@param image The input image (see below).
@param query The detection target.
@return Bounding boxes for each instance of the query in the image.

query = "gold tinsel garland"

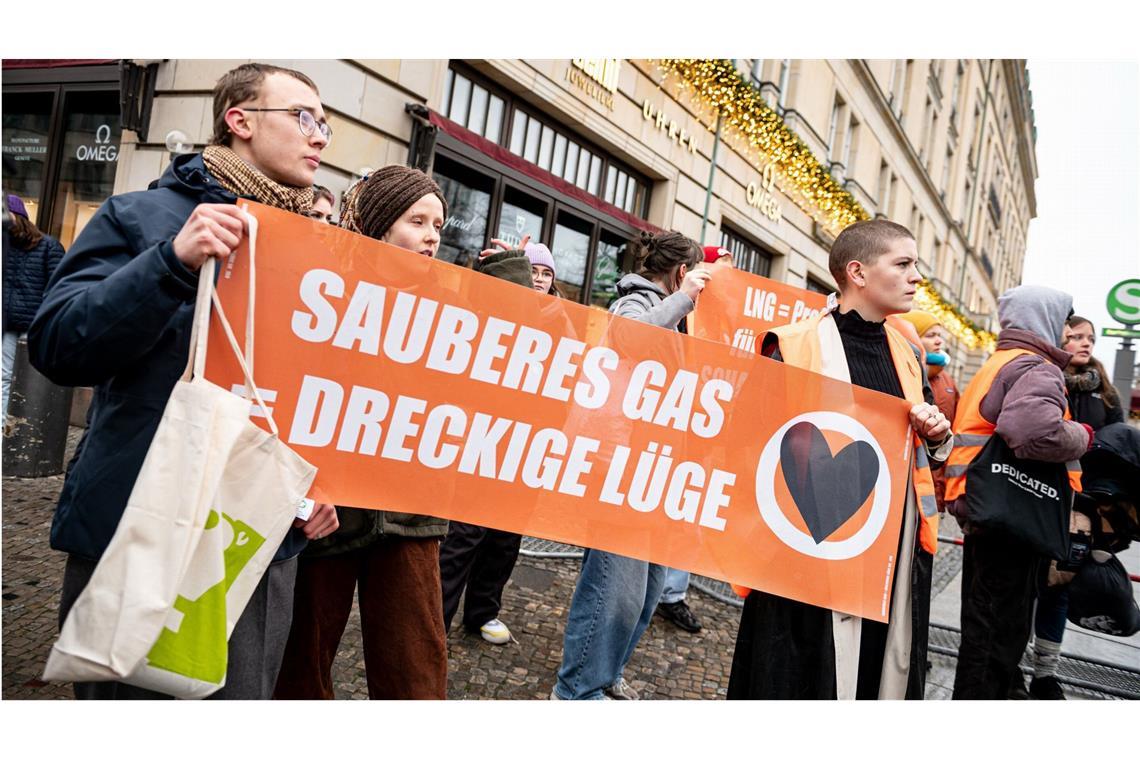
[654,58,998,353]
[915,280,997,352]
[654,58,869,234]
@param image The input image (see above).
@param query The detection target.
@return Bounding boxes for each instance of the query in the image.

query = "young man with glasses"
[29,62,338,699]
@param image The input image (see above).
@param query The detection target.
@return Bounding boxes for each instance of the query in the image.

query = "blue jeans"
[1035,580,1069,644]
[2,331,18,419]
[660,567,690,604]
[554,549,665,700]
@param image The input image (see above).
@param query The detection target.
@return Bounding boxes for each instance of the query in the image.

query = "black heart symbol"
[779,421,879,544]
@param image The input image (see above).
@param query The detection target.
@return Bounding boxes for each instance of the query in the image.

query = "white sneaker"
[604,677,640,700]
[550,687,612,700]
[479,618,511,645]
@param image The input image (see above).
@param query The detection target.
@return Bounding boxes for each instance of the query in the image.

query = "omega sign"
[565,58,620,110]
[76,125,118,162]
[746,163,782,223]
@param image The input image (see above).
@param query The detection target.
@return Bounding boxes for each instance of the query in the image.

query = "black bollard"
[3,337,73,477]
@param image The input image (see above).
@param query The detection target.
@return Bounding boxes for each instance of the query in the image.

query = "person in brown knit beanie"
[353,165,448,250]
[276,164,454,701]
[276,163,537,700]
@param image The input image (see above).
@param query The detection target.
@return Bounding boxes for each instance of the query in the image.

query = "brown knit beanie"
[353,165,448,240]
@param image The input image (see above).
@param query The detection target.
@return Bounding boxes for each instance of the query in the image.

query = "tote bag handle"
[181,205,278,435]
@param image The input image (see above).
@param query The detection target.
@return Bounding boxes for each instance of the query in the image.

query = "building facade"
[3,58,1039,384]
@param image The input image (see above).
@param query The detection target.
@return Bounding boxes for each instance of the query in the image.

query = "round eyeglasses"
[241,108,332,143]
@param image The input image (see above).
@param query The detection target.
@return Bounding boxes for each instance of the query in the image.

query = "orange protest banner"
[690,266,828,351]
[206,204,915,622]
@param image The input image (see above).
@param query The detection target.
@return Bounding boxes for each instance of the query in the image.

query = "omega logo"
[76,124,119,162]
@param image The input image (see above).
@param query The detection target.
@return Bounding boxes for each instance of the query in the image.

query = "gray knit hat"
[354,165,448,240]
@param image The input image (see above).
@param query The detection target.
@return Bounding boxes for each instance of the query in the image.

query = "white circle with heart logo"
[755,411,892,560]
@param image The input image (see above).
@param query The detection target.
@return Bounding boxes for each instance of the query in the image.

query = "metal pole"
[698,58,733,246]
[1112,337,1136,410]
[699,115,723,246]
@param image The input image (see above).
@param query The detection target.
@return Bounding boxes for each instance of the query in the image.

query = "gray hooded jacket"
[946,285,1090,517]
[609,273,694,330]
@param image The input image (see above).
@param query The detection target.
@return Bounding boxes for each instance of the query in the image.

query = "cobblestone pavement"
[4,429,740,700]
[4,429,1125,701]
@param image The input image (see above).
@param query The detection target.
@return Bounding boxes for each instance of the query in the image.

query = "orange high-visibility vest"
[944,348,1082,506]
[731,311,941,597]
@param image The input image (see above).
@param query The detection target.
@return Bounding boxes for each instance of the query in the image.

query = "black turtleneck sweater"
[833,308,904,399]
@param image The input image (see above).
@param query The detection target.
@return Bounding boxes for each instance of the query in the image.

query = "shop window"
[49,90,121,249]
[591,228,629,309]
[434,154,493,268]
[719,227,773,278]
[4,62,123,248]
[496,186,547,249]
[551,210,592,302]
[2,90,55,226]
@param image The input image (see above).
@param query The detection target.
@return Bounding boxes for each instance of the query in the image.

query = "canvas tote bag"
[44,208,317,698]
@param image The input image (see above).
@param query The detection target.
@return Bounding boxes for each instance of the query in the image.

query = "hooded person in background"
[3,194,65,420]
[897,310,959,512]
[947,285,1092,700]
[27,62,339,699]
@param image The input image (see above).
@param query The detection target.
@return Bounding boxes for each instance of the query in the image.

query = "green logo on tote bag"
[146,511,266,683]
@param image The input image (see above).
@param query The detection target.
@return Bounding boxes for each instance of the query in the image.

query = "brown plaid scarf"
[201,145,313,214]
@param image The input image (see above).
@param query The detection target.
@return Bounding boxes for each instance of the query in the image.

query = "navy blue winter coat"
[3,233,65,333]
[28,153,308,562]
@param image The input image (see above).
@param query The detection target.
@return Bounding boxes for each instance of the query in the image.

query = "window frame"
[719,224,774,278]
[431,134,641,306]
[444,62,651,219]
[2,77,121,244]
